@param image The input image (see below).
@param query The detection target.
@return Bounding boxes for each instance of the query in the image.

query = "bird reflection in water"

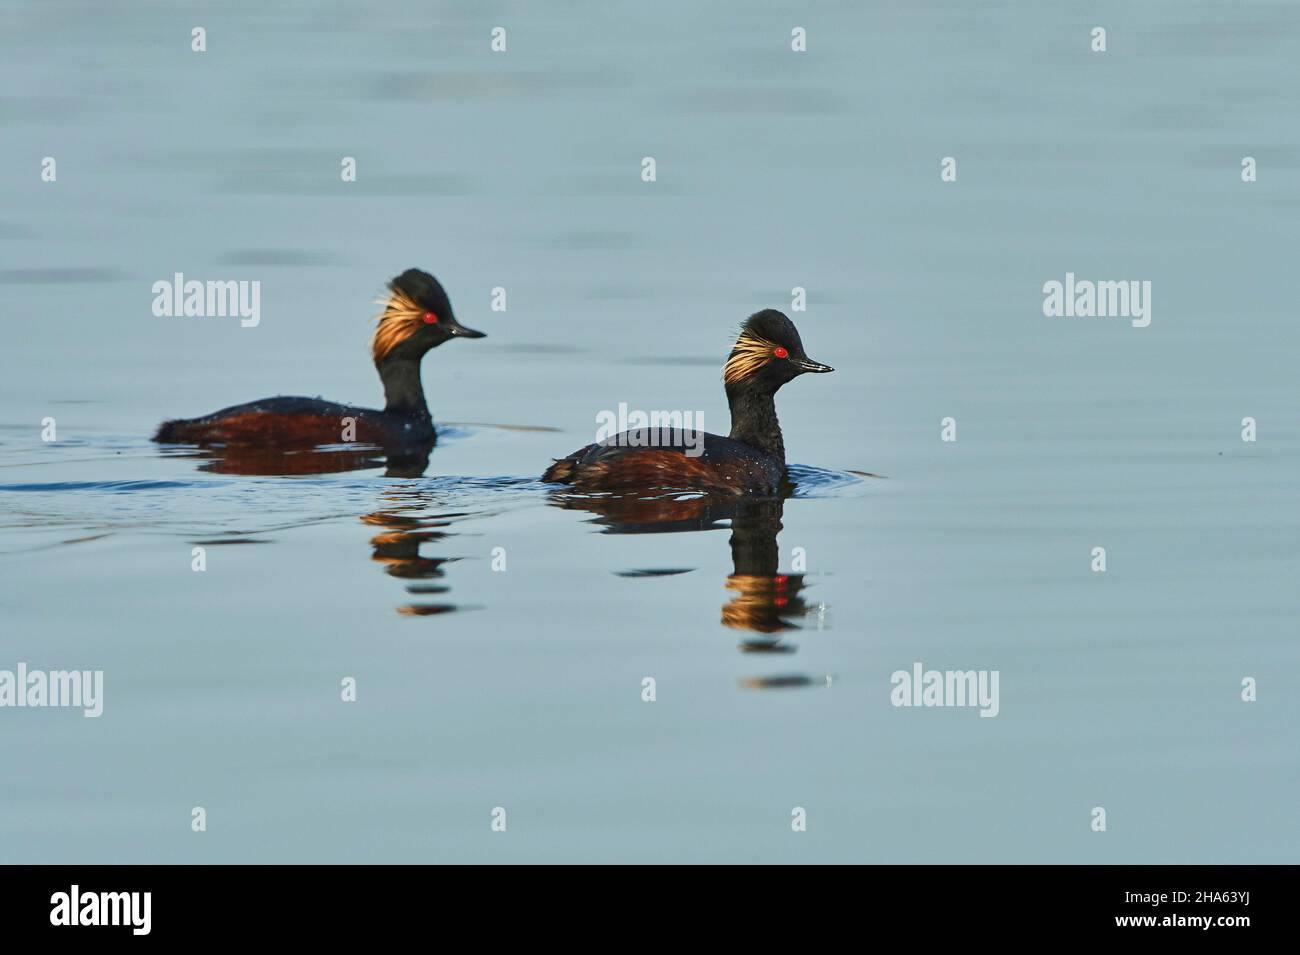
[164,423,558,477]
[721,497,810,650]
[359,489,467,616]
[166,444,432,477]
[548,486,830,689]
[362,510,458,616]
[164,445,467,613]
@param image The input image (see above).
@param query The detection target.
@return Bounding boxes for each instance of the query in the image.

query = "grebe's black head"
[723,309,833,393]
[372,268,485,363]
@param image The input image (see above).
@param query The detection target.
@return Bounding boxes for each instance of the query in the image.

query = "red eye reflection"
[773,346,789,359]
[422,312,439,324]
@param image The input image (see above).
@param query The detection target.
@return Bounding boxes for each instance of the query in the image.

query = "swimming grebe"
[153,269,484,456]
[542,309,832,495]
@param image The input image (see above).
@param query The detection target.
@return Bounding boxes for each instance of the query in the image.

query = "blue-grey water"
[1,1,1297,863]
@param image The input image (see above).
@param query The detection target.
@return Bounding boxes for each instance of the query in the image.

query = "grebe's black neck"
[726,386,785,461]
[377,356,430,417]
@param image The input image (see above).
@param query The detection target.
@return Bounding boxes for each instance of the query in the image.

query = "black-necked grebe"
[153,269,484,455]
[543,309,832,494]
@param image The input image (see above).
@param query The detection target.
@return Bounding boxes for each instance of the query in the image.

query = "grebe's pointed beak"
[447,319,486,339]
[792,356,833,374]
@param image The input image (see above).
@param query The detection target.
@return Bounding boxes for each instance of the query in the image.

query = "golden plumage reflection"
[361,490,462,616]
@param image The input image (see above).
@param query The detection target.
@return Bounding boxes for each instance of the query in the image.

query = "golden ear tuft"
[371,288,426,361]
[723,331,780,384]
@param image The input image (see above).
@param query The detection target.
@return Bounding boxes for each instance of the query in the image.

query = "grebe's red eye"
[773,346,789,359]
[422,312,438,324]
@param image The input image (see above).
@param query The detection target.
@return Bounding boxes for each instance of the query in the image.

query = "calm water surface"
[1,1,1297,862]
